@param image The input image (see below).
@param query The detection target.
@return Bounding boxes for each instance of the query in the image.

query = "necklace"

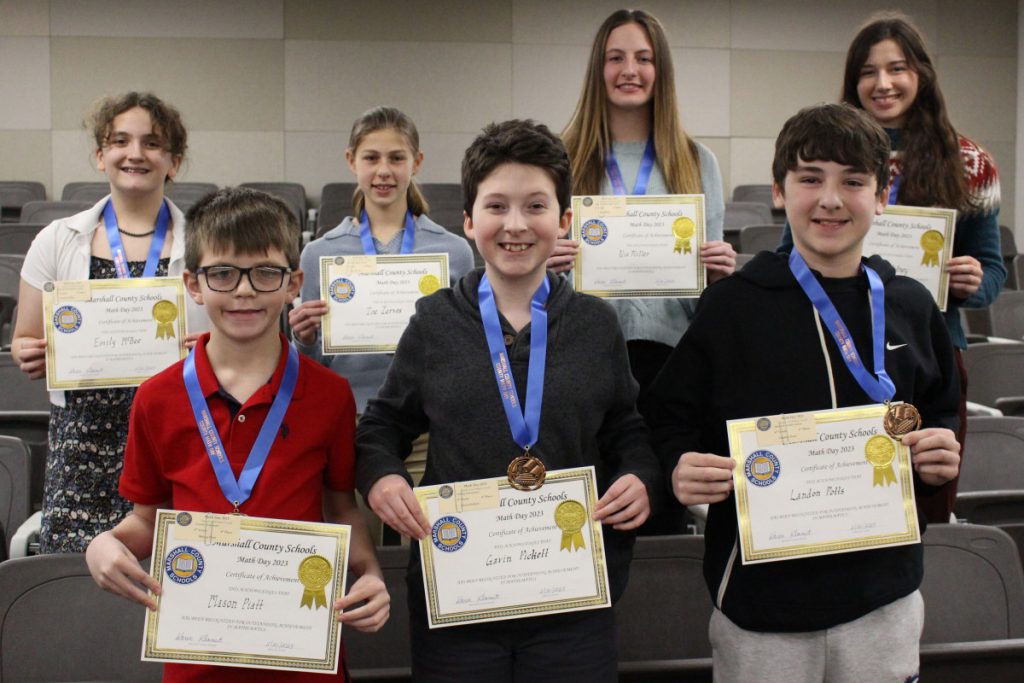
[117,227,157,238]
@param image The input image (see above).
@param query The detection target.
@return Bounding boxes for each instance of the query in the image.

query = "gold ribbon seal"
[920,230,944,267]
[555,500,587,552]
[152,300,178,339]
[298,555,332,609]
[672,217,695,254]
[419,274,441,296]
[864,435,897,487]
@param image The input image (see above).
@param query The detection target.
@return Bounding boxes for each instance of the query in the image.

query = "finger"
[599,498,644,526]
[684,465,736,483]
[612,506,650,531]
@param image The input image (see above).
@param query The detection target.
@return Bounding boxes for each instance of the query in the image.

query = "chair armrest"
[9,510,41,559]
[966,401,1003,417]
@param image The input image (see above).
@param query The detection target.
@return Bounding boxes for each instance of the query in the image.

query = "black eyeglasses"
[196,265,292,292]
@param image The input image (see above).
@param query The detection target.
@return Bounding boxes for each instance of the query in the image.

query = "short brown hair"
[461,120,571,215]
[90,92,187,167]
[772,103,890,196]
[185,187,299,271]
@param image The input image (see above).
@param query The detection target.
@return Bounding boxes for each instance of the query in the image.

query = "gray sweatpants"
[710,590,923,683]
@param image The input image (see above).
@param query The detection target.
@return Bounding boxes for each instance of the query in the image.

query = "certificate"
[571,194,706,298]
[319,253,449,354]
[415,466,610,628]
[42,277,187,390]
[143,510,350,674]
[863,205,957,311]
[728,404,919,565]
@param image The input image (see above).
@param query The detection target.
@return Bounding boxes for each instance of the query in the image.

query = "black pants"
[410,608,617,682]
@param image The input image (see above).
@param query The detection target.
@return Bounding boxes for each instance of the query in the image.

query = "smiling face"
[345,127,423,214]
[773,158,887,278]
[856,39,920,128]
[185,244,302,347]
[603,22,656,113]
[464,162,570,291]
[95,106,181,198]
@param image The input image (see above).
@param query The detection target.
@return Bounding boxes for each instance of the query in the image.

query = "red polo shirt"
[120,333,356,682]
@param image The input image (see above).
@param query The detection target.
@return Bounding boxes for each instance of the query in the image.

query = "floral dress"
[40,255,170,553]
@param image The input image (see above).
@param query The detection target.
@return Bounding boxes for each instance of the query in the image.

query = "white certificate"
[863,205,957,311]
[415,466,610,628]
[42,277,187,390]
[571,194,706,298]
[319,253,449,354]
[143,510,350,674]
[728,404,919,565]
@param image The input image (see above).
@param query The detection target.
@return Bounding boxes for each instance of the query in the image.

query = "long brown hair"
[347,106,429,217]
[562,9,702,196]
[841,12,969,210]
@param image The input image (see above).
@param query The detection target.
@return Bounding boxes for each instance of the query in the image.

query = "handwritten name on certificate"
[415,466,610,628]
[571,194,706,298]
[143,510,350,673]
[863,205,957,311]
[319,253,449,354]
[727,404,919,565]
[42,277,187,391]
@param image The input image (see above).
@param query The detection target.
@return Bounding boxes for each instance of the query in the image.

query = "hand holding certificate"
[319,253,449,354]
[727,404,920,565]
[571,194,707,298]
[143,510,350,674]
[415,466,610,628]
[43,277,187,390]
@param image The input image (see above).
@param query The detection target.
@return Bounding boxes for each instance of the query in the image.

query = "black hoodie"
[646,251,959,632]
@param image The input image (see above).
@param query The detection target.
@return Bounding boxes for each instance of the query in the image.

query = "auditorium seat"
[0,256,23,348]
[240,182,308,231]
[919,523,1024,681]
[962,343,1024,415]
[0,410,49,513]
[1001,225,1017,287]
[344,545,412,681]
[731,184,772,207]
[0,553,163,682]
[19,200,91,225]
[0,182,46,224]
[318,182,357,236]
[723,202,773,250]
[61,181,109,203]
[0,354,50,412]
[0,435,31,561]
[738,224,783,255]
[0,224,45,256]
[420,183,482,267]
[990,290,1024,341]
[1009,254,1024,290]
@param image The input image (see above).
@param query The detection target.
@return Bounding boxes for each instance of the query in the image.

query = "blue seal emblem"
[165,546,205,584]
[581,219,608,246]
[175,512,193,527]
[53,305,82,334]
[431,516,467,553]
[745,450,780,487]
[329,277,355,303]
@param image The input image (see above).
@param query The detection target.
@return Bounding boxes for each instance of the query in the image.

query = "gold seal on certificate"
[298,555,333,609]
[672,217,695,254]
[864,435,898,486]
[920,230,944,267]
[554,500,587,551]
[507,454,546,491]
[419,274,441,295]
[883,402,921,440]
[152,300,178,339]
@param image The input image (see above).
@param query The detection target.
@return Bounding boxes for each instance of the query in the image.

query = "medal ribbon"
[183,342,300,510]
[888,173,901,205]
[788,250,895,403]
[359,209,415,255]
[103,199,170,278]
[478,274,549,451]
[605,137,656,196]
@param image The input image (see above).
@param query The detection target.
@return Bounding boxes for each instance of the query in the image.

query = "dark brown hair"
[185,187,299,271]
[841,12,969,209]
[90,92,187,173]
[772,103,890,195]
[461,120,572,215]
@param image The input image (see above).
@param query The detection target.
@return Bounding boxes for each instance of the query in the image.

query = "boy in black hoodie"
[646,103,960,682]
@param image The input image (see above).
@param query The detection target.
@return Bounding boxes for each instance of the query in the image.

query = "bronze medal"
[507,453,546,491]
[883,402,921,440]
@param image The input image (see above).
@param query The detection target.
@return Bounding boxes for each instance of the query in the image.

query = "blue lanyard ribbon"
[478,274,550,451]
[888,173,901,205]
[102,199,170,278]
[788,250,895,403]
[183,342,300,510]
[605,137,656,196]
[359,209,415,255]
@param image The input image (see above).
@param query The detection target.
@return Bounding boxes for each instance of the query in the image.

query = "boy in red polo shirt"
[86,187,389,682]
